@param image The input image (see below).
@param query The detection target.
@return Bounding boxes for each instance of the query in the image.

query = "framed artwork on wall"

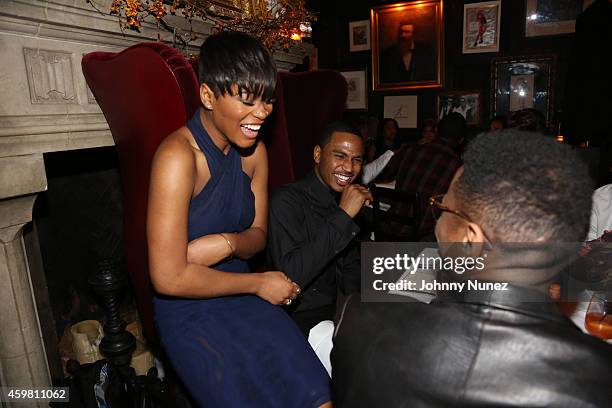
[383,95,418,128]
[349,20,371,52]
[340,70,368,110]
[437,91,482,127]
[462,1,501,54]
[491,55,555,126]
[371,0,444,91]
[525,0,595,37]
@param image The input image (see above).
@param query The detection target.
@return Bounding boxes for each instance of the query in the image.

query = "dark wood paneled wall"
[306,0,577,140]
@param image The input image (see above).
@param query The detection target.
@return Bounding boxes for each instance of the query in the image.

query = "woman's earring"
[205,103,212,110]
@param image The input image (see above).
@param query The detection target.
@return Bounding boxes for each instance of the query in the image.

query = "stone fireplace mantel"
[0,0,309,399]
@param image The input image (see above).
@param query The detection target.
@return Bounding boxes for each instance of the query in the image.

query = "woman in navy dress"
[147,32,332,407]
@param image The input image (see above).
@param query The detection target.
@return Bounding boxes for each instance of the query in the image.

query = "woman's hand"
[187,233,233,266]
[255,271,301,305]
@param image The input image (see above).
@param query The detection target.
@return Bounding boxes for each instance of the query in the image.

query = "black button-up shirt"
[267,171,361,313]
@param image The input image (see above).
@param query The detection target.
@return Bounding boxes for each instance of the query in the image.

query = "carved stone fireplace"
[0,0,307,401]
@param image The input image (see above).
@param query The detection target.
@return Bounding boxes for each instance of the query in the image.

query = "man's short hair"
[198,31,277,101]
[489,115,507,128]
[318,121,363,148]
[437,112,466,148]
[456,130,593,242]
[509,108,546,133]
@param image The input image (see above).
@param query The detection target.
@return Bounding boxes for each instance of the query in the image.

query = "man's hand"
[339,184,374,218]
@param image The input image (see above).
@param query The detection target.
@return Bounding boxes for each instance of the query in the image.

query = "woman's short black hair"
[198,31,277,101]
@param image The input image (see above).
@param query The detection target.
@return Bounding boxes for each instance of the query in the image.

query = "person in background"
[374,118,401,159]
[417,118,437,145]
[362,118,437,185]
[332,130,612,407]
[488,115,507,131]
[148,31,331,407]
[267,121,372,337]
[509,108,546,133]
[350,114,378,163]
[587,183,612,240]
[376,112,465,239]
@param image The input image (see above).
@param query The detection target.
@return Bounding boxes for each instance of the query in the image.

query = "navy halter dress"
[154,110,331,407]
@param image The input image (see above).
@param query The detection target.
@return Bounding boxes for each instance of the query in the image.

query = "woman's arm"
[187,141,268,265]
[147,134,296,303]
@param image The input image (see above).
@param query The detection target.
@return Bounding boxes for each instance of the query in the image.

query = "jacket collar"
[299,170,339,208]
[435,281,569,325]
[435,243,580,325]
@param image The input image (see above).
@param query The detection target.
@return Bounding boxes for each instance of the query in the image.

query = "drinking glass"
[584,292,612,340]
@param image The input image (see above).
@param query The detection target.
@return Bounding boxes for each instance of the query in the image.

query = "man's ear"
[313,145,322,164]
[465,222,487,256]
[200,84,215,110]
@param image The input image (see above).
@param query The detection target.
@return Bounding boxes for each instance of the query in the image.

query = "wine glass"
[584,292,612,341]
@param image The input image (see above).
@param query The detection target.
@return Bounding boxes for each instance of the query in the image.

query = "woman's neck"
[199,109,231,154]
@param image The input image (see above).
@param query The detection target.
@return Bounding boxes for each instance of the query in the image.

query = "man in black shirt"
[267,121,372,336]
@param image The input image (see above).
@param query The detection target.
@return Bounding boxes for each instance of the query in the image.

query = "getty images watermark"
[360,242,601,303]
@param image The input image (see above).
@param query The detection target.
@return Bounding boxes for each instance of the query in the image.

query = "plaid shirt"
[378,142,462,236]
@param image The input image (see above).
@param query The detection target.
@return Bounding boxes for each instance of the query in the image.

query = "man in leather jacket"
[332,130,612,407]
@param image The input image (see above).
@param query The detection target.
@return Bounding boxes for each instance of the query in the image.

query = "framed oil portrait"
[462,1,501,54]
[371,0,444,91]
[340,70,368,110]
[525,0,594,37]
[491,55,555,126]
[349,20,371,52]
[437,91,482,127]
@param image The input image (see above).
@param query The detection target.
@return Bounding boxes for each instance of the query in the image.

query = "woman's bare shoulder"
[154,126,198,166]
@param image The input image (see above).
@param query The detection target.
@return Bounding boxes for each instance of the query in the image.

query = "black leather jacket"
[332,286,612,407]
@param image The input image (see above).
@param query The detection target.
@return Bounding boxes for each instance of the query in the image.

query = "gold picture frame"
[371,0,444,91]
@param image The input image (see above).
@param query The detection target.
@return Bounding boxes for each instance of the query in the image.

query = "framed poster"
[437,91,482,127]
[349,20,371,52]
[525,0,595,37]
[383,95,418,128]
[371,1,444,91]
[491,55,555,125]
[462,1,501,54]
[340,70,368,110]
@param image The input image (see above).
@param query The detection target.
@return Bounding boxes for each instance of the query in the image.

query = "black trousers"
[290,304,336,338]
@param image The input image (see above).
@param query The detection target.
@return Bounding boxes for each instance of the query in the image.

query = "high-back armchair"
[264,70,348,188]
[82,43,200,351]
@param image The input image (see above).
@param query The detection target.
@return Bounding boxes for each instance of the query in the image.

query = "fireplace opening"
[29,146,137,382]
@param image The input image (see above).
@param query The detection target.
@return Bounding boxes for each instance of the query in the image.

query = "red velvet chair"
[82,43,200,352]
[264,70,348,188]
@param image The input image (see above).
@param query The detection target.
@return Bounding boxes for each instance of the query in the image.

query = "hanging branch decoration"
[97,0,315,51]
